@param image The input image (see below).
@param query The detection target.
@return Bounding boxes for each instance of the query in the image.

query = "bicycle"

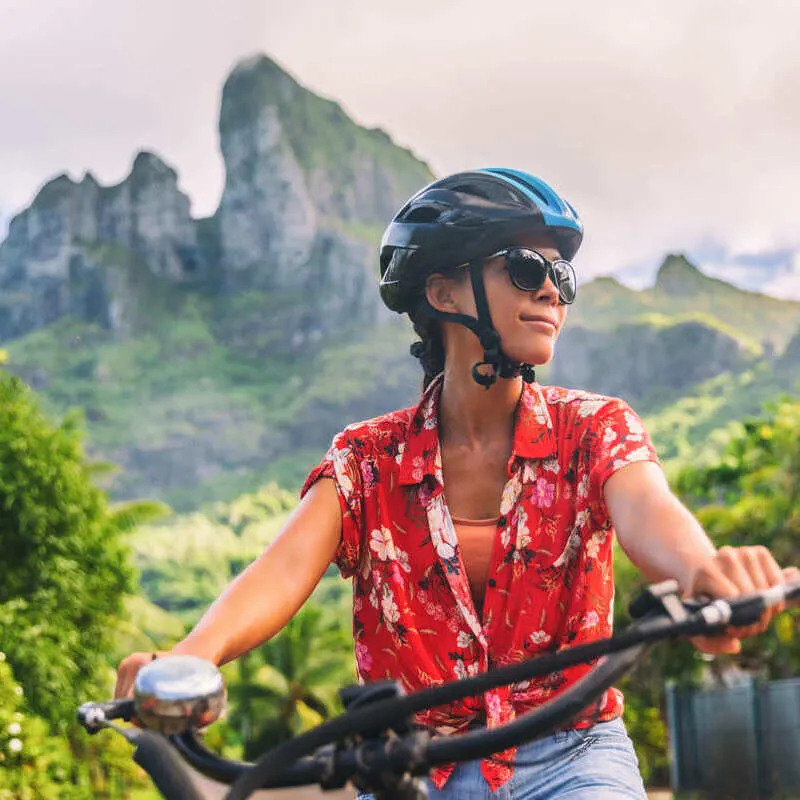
[78,578,800,800]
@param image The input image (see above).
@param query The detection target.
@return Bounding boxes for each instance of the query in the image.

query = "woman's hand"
[607,464,798,653]
[687,546,799,655]
[114,651,173,699]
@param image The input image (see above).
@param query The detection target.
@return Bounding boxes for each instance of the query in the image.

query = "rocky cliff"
[549,315,758,403]
[213,56,433,338]
[0,153,204,340]
[0,54,433,347]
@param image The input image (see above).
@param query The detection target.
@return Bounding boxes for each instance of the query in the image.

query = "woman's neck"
[438,361,522,449]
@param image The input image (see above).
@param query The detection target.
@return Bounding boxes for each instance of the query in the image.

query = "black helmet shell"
[379,169,583,314]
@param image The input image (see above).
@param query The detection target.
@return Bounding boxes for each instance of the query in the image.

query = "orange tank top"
[451,515,499,612]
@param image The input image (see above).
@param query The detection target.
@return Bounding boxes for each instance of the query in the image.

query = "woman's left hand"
[687,545,799,655]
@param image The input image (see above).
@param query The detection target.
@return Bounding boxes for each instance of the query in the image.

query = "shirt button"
[498,516,507,527]
[488,578,497,588]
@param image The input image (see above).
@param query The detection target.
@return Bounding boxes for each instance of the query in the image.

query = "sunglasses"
[491,248,577,305]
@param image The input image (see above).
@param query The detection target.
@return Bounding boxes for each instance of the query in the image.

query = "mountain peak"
[654,253,712,296]
[656,252,701,278]
[80,171,99,188]
[28,173,84,213]
[131,150,174,176]
[228,53,290,82]
[127,151,179,196]
[219,53,305,138]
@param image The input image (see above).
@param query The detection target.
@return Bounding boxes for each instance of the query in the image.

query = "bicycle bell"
[134,655,226,735]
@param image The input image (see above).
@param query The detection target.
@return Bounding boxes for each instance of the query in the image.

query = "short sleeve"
[301,432,364,578]
[585,399,661,520]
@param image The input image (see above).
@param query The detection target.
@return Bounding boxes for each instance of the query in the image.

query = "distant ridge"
[573,254,800,350]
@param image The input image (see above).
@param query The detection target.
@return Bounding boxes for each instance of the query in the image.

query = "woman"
[116,169,797,799]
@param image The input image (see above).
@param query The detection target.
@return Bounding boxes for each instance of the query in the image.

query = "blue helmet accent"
[477,168,583,237]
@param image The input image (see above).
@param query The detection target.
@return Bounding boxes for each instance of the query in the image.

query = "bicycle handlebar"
[224,578,800,800]
[130,729,206,800]
[79,579,800,800]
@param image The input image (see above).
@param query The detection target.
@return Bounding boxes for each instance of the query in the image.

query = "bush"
[0,373,136,722]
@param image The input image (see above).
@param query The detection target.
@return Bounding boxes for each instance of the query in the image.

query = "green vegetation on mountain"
[133,483,298,622]
[644,367,787,470]
[6,296,421,509]
[6,253,799,512]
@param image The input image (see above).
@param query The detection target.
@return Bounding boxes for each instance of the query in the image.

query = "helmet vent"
[492,169,552,205]
[452,180,523,207]
[403,204,443,223]
[452,183,489,200]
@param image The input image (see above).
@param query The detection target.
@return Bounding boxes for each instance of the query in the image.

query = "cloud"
[762,251,800,300]
[0,0,269,218]
[678,243,800,298]
[2,0,799,293]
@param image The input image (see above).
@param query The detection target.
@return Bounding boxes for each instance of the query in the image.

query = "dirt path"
[193,772,673,799]
[191,772,354,798]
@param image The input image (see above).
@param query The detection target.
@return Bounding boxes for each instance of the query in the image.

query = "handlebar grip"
[131,729,205,800]
[98,698,135,721]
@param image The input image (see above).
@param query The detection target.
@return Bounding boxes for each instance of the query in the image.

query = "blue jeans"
[357,717,646,799]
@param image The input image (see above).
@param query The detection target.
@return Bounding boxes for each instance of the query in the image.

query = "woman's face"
[444,232,569,367]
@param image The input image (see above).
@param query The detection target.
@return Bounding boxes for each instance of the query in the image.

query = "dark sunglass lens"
[552,260,577,304]
[507,249,548,291]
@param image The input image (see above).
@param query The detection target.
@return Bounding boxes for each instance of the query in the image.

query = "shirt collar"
[398,375,556,486]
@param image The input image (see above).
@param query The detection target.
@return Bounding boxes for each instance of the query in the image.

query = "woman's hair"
[408,267,469,389]
[409,314,445,390]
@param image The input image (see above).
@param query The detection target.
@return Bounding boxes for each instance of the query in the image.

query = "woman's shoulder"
[539,384,625,413]
[537,385,642,433]
[333,405,417,455]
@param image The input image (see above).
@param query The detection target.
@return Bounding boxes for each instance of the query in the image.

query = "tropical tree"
[226,600,355,759]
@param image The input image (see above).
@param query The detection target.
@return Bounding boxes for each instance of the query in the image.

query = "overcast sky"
[2,0,799,297]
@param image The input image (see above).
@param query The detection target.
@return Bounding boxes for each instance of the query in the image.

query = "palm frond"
[107,499,172,533]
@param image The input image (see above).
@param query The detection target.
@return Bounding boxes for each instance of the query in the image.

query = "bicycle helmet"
[379,168,583,387]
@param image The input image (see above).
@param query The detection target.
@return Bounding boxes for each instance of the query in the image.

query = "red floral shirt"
[302,377,659,790]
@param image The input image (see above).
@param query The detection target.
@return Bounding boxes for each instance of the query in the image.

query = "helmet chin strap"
[415,260,536,389]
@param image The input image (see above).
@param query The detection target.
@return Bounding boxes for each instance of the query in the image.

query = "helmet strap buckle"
[471,361,499,388]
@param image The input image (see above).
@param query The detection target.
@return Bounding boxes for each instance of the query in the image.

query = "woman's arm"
[604,461,715,592]
[114,478,342,697]
[605,461,795,654]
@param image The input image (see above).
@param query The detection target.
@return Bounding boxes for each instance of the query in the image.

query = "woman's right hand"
[114,651,173,699]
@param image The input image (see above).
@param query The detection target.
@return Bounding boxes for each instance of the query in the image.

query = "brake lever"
[78,699,136,733]
[628,580,687,622]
